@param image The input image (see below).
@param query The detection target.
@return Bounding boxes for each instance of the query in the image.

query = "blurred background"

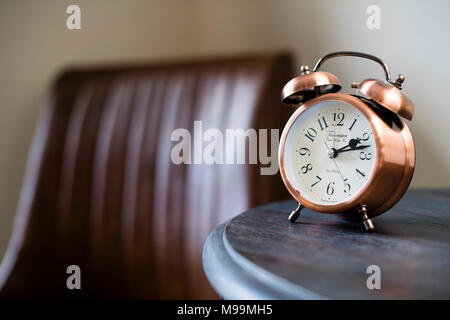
[0,0,449,298]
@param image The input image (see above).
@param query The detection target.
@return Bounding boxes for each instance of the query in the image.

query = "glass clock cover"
[283,100,377,205]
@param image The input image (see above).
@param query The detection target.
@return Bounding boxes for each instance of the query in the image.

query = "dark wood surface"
[202,189,450,299]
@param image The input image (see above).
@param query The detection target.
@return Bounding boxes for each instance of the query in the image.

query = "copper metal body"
[279,93,415,220]
[279,52,416,228]
[358,78,415,120]
[281,71,341,104]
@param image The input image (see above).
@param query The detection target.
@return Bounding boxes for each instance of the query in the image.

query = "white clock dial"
[283,100,377,205]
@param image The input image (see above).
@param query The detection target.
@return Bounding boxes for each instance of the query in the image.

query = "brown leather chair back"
[0,54,293,299]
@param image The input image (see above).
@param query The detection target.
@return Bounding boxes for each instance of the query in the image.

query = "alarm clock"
[279,51,415,231]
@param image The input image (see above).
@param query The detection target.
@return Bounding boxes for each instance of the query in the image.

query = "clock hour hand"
[335,144,371,154]
[331,137,370,157]
[335,138,361,152]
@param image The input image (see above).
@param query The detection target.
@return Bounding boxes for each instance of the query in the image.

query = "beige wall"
[1,0,449,258]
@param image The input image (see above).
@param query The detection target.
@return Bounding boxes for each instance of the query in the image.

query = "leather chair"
[0,53,293,299]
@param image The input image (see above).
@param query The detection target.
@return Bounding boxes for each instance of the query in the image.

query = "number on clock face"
[285,100,376,205]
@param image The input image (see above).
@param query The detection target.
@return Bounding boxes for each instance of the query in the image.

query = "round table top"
[202,189,450,299]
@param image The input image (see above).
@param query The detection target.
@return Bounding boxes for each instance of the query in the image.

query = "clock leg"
[359,205,375,232]
[288,203,304,223]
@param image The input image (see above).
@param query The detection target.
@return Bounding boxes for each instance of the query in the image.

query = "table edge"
[202,221,327,300]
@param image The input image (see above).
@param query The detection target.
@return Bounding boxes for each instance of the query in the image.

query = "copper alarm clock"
[279,51,415,231]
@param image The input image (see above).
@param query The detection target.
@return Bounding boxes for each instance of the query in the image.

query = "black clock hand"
[335,138,361,153]
[331,137,370,157]
[336,144,371,154]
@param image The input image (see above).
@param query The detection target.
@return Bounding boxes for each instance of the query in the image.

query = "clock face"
[283,100,377,206]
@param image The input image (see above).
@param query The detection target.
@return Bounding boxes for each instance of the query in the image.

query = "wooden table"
[202,189,450,299]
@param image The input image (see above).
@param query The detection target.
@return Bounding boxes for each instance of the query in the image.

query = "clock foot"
[289,203,304,223]
[359,205,375,232]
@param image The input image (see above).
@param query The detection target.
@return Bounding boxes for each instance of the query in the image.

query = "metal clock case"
[278,51,415,231]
